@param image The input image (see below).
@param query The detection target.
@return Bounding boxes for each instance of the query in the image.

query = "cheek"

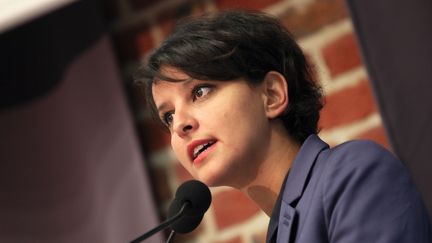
[230,97,269,148]
[226,95,267,129]
[207,92,269,144]
[212,90,263,123]
[171,136,185,162]
[171,136,196,174]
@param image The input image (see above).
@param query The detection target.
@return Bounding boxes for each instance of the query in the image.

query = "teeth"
[193,142,213,159]
[193,144,205,158]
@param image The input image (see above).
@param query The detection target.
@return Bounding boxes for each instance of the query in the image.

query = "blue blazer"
[266,135,431,243]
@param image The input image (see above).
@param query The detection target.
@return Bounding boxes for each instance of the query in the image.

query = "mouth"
[188,139,217,163]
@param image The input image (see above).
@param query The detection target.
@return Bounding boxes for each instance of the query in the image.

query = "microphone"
[130,180,212,243]
[168,180,212,233]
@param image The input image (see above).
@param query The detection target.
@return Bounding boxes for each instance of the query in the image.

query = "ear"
[262,71,289,119]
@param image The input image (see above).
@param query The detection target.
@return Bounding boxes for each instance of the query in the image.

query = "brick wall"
[109,0,390,242]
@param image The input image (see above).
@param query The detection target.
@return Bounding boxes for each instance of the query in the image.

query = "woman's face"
[152,66,272,187]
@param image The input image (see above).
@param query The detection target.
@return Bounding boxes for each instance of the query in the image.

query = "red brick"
[214,236,244,243]
[156,1,210,31]
[215,0,281,10]
[160,18,176,39]
[319,79,377,129]
[175,162,194,182]
[354,125,391,151]
[189,1,209,16]
[322,32,363,77]
[157,1,209,39]
[280,0,348,38]
[213,189,260,230]
[136,28,155,55]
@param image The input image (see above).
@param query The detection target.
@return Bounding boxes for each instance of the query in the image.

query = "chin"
[196,171,227,187]
[197,175,220,187]
[195,158,240,188]
[197,170,239,188]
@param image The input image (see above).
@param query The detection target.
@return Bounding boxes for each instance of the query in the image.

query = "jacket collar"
[266,134,328,243]
[281,134,329,205]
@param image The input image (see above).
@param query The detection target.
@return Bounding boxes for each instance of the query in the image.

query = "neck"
[241,122,300,216]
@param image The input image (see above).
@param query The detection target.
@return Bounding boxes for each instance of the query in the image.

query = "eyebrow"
[155,78,195,112]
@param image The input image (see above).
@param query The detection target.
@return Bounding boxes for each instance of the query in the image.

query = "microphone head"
[168,180,212,233]
[173,180,212,216]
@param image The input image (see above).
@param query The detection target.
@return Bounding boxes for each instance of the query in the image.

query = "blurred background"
[1,0,431,243]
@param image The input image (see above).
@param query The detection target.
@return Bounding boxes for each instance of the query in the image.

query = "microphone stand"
[166,230,176,243]
[129,202,189,243]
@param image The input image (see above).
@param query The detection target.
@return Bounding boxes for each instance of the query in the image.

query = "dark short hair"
[136,10,323,143]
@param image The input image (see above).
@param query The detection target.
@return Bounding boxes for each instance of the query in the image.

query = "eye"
[162,111,174,126]
[192,85,213,101]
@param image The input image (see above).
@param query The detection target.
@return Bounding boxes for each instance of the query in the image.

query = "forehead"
[154,66,191,82]
[151,66,193,107]
[152,66,192,94]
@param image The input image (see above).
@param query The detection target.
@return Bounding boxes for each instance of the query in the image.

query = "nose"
[173,109,198,138]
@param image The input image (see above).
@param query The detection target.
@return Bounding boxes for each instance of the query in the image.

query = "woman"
[137,11,431,243]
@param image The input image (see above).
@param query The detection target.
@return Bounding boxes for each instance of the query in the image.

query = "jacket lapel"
[276,202,296,243]
[274,135,329,243]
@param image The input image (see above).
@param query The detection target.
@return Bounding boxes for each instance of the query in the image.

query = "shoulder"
[322,139,403,177]
[321,139,408,193]
[317,139,432,242]
[318,140,409,220]
[329,139,396,163]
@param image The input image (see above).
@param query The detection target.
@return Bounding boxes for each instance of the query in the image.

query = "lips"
[187,139,217,164]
